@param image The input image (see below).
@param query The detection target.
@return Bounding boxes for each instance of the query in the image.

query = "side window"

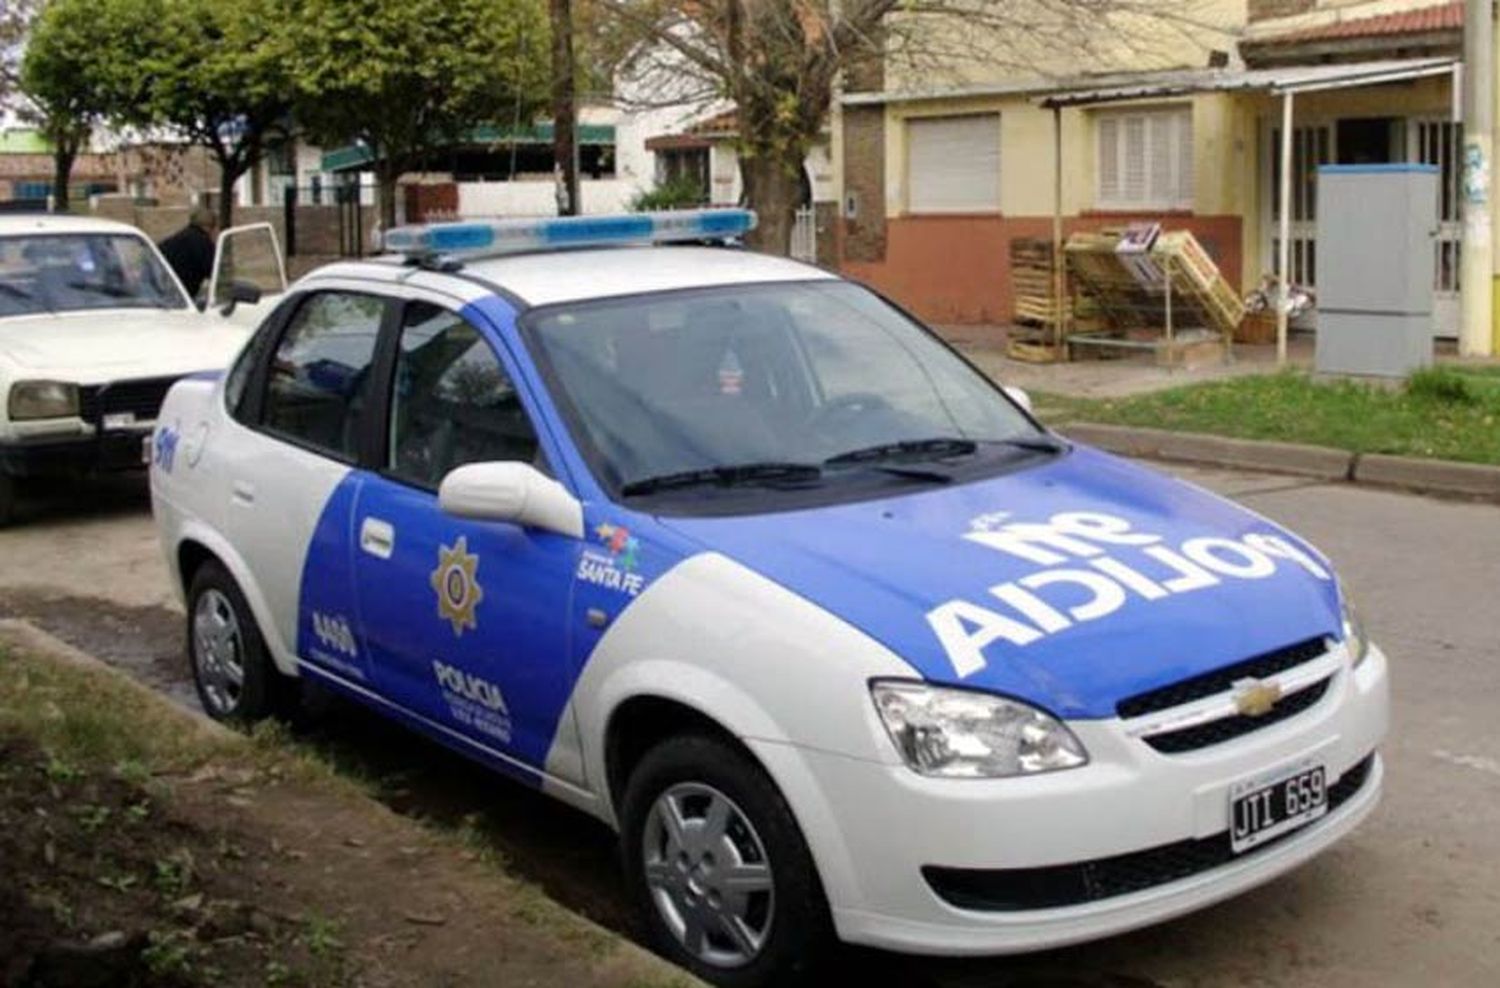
[261,292,384,460]
[388,302,541,489]
[226,295,297,421]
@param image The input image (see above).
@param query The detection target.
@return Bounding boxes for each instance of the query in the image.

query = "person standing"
[157,205,218,303]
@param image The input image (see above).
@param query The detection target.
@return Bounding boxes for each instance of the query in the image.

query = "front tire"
[620,733,831,987]
[186,560,284,723]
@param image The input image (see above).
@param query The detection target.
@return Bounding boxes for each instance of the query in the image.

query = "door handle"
[231,480,256,506]
[360,517,395,560]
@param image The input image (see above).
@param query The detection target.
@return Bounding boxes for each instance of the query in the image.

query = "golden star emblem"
[430,536,484,637]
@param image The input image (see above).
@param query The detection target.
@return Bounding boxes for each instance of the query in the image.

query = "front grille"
[78,377,179,426]
[1144,678,1332,754]
[923,754,1374,912]
[1117,637,1329,720]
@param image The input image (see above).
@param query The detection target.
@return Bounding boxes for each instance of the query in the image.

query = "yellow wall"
[869,71,1453,290]
[880,92,1257,217]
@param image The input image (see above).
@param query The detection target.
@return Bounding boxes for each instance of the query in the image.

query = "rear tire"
[186,560,287,723]
[619,733,831,987]
[0,474,15,528]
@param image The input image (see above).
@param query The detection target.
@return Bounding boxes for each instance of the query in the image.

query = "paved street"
[1,465,1497,987]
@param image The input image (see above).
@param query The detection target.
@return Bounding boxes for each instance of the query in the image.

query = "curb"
[1060,423,1500,501]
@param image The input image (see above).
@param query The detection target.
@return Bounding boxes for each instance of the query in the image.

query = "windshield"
[0,233,189,317]
[526,280,1045,500]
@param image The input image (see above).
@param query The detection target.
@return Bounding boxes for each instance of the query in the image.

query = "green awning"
[321,122,616,173]
[0,129,56,154]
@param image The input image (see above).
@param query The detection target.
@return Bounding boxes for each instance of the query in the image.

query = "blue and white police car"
[150,209,1388,986]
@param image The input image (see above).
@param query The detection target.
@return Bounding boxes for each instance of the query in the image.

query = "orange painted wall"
[841,213,1244,326]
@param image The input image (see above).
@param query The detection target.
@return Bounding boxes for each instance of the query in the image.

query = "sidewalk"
[939,323,1500,399]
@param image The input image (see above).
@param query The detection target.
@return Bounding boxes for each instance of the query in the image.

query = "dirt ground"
[0,629,694,988]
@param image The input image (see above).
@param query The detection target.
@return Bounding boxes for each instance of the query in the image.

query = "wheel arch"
[172,522,299,678]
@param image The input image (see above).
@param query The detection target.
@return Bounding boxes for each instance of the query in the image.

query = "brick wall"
[839,105,887,263]
[1248,0,1315,21]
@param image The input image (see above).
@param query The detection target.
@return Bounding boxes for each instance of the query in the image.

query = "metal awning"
[321,123,618,173]
[1037,57,1459,108]
[841,57,1459,109]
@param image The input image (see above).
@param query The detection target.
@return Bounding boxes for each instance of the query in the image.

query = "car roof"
[308,245,839,309]
[0,214,147,237]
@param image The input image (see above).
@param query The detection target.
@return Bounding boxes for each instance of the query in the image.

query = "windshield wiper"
[824,437,979,468]
[621,462,824,497]
[65,281,136,300]
[996,434,1069,454]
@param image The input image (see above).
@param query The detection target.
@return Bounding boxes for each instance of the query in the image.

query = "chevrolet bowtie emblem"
[1232,678,1284,718]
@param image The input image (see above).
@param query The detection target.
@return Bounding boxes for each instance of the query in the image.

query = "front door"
[1269,121,1333,291]
[351,300,581,776]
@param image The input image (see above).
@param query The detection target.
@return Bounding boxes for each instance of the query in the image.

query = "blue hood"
[660,447,1342,720]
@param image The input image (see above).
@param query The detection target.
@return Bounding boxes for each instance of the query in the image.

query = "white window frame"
[1095,105,1195,212]
[904,112,1001,215]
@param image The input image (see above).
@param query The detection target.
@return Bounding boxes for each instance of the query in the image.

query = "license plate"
[1229,761,1327,853]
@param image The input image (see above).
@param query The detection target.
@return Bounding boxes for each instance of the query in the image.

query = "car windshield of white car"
[526,280,1055,508]
[0,234,188,316]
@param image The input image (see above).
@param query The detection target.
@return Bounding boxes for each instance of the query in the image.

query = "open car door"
[206,222,288,329]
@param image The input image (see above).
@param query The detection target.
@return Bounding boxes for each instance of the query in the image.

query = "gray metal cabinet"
[1315,164,1437,377]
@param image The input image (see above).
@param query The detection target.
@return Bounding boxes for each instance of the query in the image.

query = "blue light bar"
[383,208,757,258]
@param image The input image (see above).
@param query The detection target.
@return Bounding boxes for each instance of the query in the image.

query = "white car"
[0,214,284,524]
[149,211,1388,987]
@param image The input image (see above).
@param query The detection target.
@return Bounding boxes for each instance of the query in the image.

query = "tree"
[600,0,1206,254]
[288,0,549,229]
[18,0,154,211]
[139,0,294,230]
[0,0,41,109]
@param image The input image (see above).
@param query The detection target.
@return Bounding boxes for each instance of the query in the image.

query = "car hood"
[659,447,1343,720]
[0,309,248,382]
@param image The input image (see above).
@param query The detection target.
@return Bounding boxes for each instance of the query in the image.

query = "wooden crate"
[1010,237,1059,327]
[1236,311,1279,344]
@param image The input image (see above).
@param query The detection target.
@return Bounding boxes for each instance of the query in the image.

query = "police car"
[0,214,283,525]
[149,210,1388,986]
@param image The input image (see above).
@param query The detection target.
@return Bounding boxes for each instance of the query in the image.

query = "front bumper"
[0,429,153,479]
[755,642,1389,956]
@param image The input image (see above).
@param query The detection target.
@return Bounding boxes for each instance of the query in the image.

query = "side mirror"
[438,462,583,539]
[219,280,262,317]
[1004,386,1034,414]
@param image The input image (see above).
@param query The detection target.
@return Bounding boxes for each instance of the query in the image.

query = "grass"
[1036,368,1500,466]
[0,642,691,987]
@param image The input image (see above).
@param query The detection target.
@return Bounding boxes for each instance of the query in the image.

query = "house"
[308,105,630,223]
[831,0,1490,355]
[628,107,837,264]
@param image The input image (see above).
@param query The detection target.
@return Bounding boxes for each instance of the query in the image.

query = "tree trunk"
[50,146,75,213]
[550,0,579,215]
[740,153,801,256]
[377,162,400,231]
[217,163,237,232]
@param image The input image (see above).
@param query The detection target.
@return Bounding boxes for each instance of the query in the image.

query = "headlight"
[8,380,80,421]
[871,681,1088,778]
[1339,583,1370,667]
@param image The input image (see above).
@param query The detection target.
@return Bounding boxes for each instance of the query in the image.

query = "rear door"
[350,299,583,778]
[226,288,390,682]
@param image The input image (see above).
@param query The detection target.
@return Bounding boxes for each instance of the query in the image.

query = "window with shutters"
[905,114,1001,214]
[1095,107,1194,211]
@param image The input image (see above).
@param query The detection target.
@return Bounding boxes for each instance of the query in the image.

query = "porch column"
[1277,91,1295,366]
[1053,106,1065,356]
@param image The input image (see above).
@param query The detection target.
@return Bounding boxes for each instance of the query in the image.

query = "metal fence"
[791,206,816,263]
